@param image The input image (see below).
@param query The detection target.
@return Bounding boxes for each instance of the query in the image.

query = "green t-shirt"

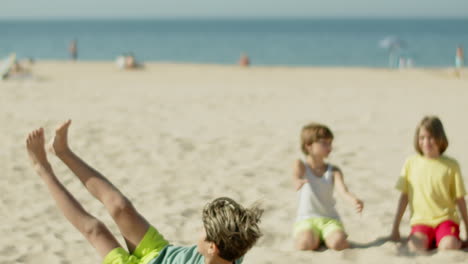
[148,245,243,264]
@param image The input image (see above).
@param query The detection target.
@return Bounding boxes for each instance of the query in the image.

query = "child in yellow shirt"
[390,116,468,251]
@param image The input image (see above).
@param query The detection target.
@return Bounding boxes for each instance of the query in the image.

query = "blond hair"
[202,197,263,261]
[414,116,449,155]
[300,122,334,155]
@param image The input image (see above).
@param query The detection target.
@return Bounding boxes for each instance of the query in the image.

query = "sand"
[1,61,468,264]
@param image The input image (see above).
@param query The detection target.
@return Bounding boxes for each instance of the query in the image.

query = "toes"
[34,128,42,138]
[56,119,72,132]
[63,119,72,130]
[27,131,36,144]
[26,128,44,145]
[33,128,42,139]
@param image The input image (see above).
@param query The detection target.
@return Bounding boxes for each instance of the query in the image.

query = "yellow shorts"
[294,217,345,241]
[103,226,169,264]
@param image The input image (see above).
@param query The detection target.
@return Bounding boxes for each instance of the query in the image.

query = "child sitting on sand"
[293,123,364,251]
[390,116,468,251]
[26,120,263,264]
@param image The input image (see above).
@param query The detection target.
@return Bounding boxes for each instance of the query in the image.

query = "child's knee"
[295,232,320,251]
[107,196,133,218]
[409,232,430,251]
[327,239,349,251]
[82,219,109,240]
[438,236,461,250]
[325,231,348,251]
[295,240,320,251]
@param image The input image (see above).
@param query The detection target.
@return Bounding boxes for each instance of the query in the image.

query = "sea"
[0,19,467,67]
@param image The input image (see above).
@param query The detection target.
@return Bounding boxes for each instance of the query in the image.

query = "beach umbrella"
[0,53,16,80]
[379,36,406,68]
[379,36,406,50]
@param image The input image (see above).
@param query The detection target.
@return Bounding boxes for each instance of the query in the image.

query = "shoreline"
[5,59,467,75]
[15,59,468,70]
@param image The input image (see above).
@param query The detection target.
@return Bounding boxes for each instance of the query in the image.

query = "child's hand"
[390,229,400,242]
[294,178,308,191]
[354,198,364,213]
[462,240,468,249]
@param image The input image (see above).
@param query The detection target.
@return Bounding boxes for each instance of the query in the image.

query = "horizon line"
[1,16,468,21]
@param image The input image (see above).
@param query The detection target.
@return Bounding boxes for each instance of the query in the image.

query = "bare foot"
[26,128,49,167]
[48,119,72,156]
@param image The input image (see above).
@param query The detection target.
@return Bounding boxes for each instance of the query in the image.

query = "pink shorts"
[410,220,460,248]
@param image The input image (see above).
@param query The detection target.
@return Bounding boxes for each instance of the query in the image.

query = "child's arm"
[333,168,364,213]
[390,193,408,242]
[456,197,468,242]
[292,160,307,191]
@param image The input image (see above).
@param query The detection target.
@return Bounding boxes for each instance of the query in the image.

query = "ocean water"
[0,19,467,67]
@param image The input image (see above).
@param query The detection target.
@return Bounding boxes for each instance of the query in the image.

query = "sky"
[1,0,468,19]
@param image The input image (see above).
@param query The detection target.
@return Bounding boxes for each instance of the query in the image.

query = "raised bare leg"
[27,127,121,258]
[48,120,149,252]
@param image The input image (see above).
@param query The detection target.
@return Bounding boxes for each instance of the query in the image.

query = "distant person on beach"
[398,57,406,70]
[26,120,262,264]
[238,53,250,67]
[293,123,364,251]
[69,39,78,61]
[1,55,34,80]
[455,45,464,78]
[125,53,137,68]
[116,53,143,70]
[10,61,29,75]
[390,116,468,251]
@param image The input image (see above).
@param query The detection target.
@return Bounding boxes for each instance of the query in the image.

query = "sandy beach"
[2,61,468,264]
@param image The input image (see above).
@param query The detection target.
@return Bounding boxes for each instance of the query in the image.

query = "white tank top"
[296,161,340,221]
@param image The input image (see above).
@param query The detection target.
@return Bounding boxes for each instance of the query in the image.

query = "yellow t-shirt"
[396,154,466,227]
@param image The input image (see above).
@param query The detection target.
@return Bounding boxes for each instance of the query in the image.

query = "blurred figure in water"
[398,57,406,70]
[69,39,78,61]
[455,45,464,78]
[238,52,250,67]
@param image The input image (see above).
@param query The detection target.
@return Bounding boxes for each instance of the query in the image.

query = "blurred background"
[1,0,467,67]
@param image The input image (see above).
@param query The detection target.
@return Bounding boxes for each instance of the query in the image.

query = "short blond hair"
[202,197,263,261]
[414,116,449,155]
[300,123,334,155]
